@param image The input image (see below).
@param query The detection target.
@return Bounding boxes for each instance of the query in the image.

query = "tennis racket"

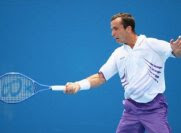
[0,72,65,104]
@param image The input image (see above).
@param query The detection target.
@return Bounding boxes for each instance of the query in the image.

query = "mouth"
[115,37,120,41]
[115,37,123,43]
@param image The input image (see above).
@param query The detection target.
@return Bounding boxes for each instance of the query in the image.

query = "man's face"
[111,17,128,44]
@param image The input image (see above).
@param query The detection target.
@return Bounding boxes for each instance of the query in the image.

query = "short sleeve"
[99,51,118,81]
[147,38,175,60]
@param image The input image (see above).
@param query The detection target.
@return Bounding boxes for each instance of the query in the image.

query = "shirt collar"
[135,34,146,47]
[123,34,146,50]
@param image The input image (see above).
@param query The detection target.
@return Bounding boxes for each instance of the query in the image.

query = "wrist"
[76,79,91,90]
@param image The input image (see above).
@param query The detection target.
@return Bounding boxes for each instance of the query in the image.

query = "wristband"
[77,79,91,90]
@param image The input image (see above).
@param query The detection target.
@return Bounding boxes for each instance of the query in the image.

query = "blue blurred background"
[0,0,180,132]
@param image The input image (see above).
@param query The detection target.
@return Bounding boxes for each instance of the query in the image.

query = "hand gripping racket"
[0,72,65,104]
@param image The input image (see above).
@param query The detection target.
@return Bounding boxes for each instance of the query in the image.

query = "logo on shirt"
[120,57,125,60]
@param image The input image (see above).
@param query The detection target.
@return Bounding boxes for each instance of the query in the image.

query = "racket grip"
[51,85,65,91]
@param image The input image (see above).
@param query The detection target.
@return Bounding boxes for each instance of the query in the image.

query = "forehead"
[111,17,122,28]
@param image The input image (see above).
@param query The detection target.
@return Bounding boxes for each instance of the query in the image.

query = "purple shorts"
[116,94,171,133]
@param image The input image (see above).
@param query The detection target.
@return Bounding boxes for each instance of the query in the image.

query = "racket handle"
[51,85,65,91]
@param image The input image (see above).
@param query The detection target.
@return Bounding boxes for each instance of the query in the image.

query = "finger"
[64,87,69,93]
[175,37,180,44]
[68,85,77,94]
[65,88,73,94]
[64,84,69,93]
[68,88,75,94]
[179,36,181,44]
[66,82,72,86]
[179,43,181,48]
[170,38,180,47]
[65,85,75,94]
[178,35,181,40]
[176,36,181,44]
[65,84,72,93]
[170,39,174,45]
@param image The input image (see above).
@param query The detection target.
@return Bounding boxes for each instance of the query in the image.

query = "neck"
[126,34,138,48]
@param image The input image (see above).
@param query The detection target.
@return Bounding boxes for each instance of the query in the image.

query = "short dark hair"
[111,13,135,33]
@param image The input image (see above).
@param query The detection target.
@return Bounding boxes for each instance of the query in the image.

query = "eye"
[112,27,118,31]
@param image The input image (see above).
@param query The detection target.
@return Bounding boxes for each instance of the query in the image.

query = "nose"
[112,30,115,37]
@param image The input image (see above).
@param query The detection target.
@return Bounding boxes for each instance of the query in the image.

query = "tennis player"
[65,13,181,133]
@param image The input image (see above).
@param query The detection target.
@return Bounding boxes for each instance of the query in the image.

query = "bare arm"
[65,72,106,94]
[87,72,106,88]
[170,36,181,58]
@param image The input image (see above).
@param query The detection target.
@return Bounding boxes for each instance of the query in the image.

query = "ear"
[126,26,132,33]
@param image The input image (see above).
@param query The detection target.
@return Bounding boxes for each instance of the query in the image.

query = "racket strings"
[0,74,34,103]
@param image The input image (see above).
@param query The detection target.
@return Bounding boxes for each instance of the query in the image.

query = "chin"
[117,40,123,43]
[115,39,121,43]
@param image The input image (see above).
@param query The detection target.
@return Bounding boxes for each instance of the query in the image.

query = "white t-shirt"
[99,35,175,103]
